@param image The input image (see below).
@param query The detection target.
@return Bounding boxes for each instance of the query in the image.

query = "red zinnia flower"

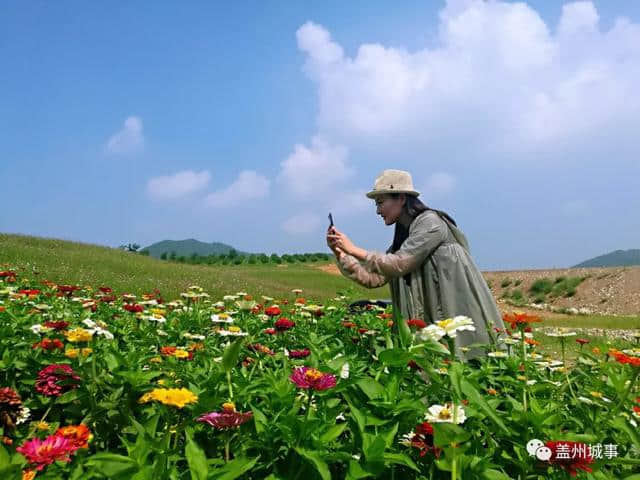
[197,403,253,429]
[407,319,427,329]
[342,321,356,328]
[19,289,41,297]
[544,441,594,477]
[16,434,76,471]
[358,328,368,334]
[576,338,590,345]
[35,364,81,397]
[0,387,23,430]
[612,352,640,368]
[264,306,281,317]
[32,338,64,351]
[56,285,81,296]
[264,328,276,335]
[405,421,442,458]
[123,304,144,313]
[289,366,336,391]
[378,313,392,319]
[0,271,17,278]
[98,286,112,294]
[99,295,117,303]
[407,360,422,371]
[275,318,295,331]
[42,321,69,330]
[289,348,311,359]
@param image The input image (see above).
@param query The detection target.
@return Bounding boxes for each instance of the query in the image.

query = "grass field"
[2,233,638,361]
[0,233,389,301]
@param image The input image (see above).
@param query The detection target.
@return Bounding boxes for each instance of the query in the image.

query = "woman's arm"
[335,251,389,289]
[364,213,447,277]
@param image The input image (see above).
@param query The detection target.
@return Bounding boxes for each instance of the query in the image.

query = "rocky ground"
[316,263,640,317]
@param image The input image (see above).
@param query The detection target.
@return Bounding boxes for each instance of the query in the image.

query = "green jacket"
[336,209,505,360]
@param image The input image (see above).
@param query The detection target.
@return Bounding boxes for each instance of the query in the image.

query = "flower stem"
[603,368,639,424]
[227,370,233,400]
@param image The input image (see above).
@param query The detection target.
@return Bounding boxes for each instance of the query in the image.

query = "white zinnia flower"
[545,328,577,338]
[340,363,350,379]
[488,351,508,358]
[425,403,466,424]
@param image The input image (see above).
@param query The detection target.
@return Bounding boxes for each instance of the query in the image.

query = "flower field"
[0,268,639,479]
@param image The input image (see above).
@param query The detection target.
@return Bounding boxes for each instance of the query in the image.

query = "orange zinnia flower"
[502,312,542,330]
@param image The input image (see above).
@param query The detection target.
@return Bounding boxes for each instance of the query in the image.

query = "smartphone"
[328,213,334,229]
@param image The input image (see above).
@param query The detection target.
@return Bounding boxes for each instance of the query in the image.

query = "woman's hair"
[389,193,457,253]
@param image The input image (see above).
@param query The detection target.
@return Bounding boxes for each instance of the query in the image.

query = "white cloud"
[282,213,322,236]
[295,2,640,157]
[422,172,456,197]
[329,191,371,217]
[147,170,211,200]
[106,116,144,155]
[204,170,270,207]
[278,135,353,198]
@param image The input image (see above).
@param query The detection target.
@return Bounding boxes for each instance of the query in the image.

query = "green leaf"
[250,404,268,434]
[347,461,372,479]
[378,348,411,367]
[320,423,347,443]
[356,378,385,400]
[432,423,471,447]
[222,337,245,372]
[346,399,366,434]
[212,456,259,480]
[461,379,510,434]
[613,417,640,451]
[396,310,412,349]
[382,453,419,472]
[0,445,9,469]
[185,431,208,480]
[293,448,331,480]
[482,469,514,480]
[449,363,463,401]
[86,453,138,477]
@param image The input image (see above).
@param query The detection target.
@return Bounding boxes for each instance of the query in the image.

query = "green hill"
[142,238,248,258]
[0,233,387,302]
[572,249,640,268]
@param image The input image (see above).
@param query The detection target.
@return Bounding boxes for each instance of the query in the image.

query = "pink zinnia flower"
[289,367,336,391]
[35,364,80,397]
[16,434,76,471]
[275,318,295,332]
[197,403,253,429]
[289,348,311,359]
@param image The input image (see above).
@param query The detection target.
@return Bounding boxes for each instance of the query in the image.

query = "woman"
[327,169,505,361]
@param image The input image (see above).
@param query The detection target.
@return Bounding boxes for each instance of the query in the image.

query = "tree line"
[133,248,331,265]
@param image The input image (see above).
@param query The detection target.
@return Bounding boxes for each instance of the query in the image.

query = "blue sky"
[2,0,639,271]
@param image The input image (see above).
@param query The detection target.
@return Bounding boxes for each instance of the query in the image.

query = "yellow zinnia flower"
[65,328,93,343]
[139,388,198,408]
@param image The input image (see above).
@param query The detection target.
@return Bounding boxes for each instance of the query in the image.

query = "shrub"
[529,279,553,295]
[500,278,512,288]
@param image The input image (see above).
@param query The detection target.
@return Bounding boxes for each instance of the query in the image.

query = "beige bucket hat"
[366,169,420,198]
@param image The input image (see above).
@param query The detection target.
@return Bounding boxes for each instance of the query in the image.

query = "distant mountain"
[572,249,640,268]
[142,239,248,258]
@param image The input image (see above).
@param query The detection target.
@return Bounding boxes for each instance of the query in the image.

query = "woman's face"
[375,194,405,225]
